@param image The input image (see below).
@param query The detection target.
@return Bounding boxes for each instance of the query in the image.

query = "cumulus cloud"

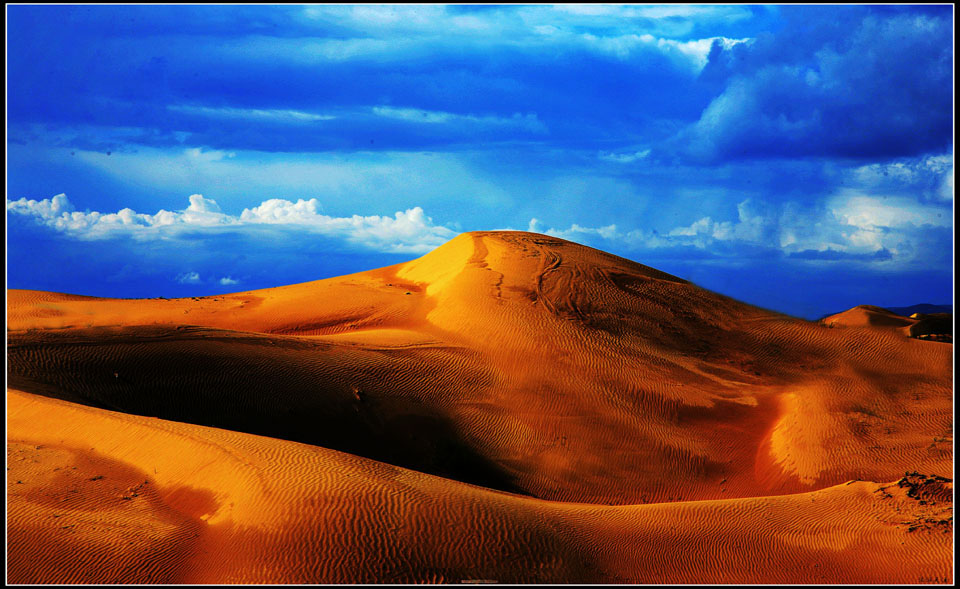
[219,276,240,285]
[666,200,772,246]
[575,33,751,73]
[240,198,457,253]
[7,193,234,240]
[525,190,949,268]
[829,193,951,230]
[7,193,456,254]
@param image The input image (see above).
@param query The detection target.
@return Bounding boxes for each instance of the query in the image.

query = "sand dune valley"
[6,231,954,584]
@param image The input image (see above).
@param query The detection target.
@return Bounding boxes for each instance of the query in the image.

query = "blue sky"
[6,4,954,319]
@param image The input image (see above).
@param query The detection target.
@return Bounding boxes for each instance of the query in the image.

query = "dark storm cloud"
[666,5,953,163]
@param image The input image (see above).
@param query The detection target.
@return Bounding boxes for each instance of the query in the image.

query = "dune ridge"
[822,304,954,342]
[6,231,954,583]
[8,389,953,584]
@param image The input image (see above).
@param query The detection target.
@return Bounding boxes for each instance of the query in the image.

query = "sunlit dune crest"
[7,231,953,584]
[822,304,954,343]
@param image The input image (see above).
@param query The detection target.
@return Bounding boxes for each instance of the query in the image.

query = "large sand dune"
[8,390,953,584]
[6,231,954,583]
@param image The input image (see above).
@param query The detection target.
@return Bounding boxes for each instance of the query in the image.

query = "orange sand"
[6,231,954,583]
[8,390,953,584]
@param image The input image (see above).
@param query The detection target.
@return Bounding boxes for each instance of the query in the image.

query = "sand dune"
[6,231,954,583]
[822,304,918,329]
[822,304,954,343]
[8,389,952,584]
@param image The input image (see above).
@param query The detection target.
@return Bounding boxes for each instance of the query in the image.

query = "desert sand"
[6,231,954,583]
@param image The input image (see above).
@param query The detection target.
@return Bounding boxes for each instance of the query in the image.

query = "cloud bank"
[7,194,456,254]
[527,190,950,268]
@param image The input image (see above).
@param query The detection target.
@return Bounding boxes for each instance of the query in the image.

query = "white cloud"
[668,216,713,237]
[371,106,547,133]
[550,4,754,29]
[7,193,456,254]
[658,36,751,71]
[526,218,657,249]
[666,199,770,245]
[7,193,233,239]
[577,33,751,72]
[531,219,620,241]
[599,149,650,163]
[168,105,337,123]
[219,276,240,285]
[772,191,952,261]
[522,189,949,267]
[849,153,954,202]
[939,165,954,201]
[373,106,456,124]
[177,271,201,284]
[289,6,757,74]
[7,192,73,217]
[829,192,951,230]
[240,198,457,253]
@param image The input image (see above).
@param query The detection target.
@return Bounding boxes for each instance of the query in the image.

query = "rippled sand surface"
[7,231,953,583]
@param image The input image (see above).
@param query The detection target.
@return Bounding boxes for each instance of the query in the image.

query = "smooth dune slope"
[8,389,953,584]
[822,304,918,330]
[7,231,953,507]
[822,305,953,342]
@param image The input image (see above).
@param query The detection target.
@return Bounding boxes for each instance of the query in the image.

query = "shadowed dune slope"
[7,231,954,507]
[8,390,953,585]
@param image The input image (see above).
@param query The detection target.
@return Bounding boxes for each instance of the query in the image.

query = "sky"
[6,4,954,319]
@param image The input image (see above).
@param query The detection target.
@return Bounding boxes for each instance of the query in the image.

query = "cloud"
[299,4,757,50]
[666,199,772,246]
[572,33,751,73]
[671,8,952,162]
[239,199,456,253]
[219,276,239,285]
[528,218,620,241]
[168,105,337,123]
[7,4,757,156]
[62,147,512,216]
[523,188,950,269]
[371,106,547,133]
[7,193,456,254]
[828,193,951,230]
[848,154,954,202]
[177,271,201,284]
[7,193,233,239]
[5,6,952,318]
[788,248,893,262]
[599,149,650,163]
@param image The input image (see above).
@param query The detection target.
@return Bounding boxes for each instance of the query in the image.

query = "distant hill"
[884,303,952,317]
[820,303,952,320]
[820,303,952,343]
